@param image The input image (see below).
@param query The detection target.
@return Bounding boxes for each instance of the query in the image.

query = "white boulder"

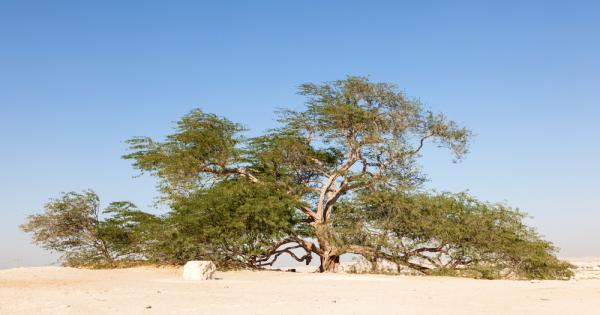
[182,261,216,280]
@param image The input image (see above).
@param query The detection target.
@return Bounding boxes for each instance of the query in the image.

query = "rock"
[182,261,216,280]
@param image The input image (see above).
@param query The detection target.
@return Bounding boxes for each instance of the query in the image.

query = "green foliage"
[20,191,108,265]
[21,191,160,267]
[123,109,246,197]
[290,77,469,158]
[333,190,573,279]
[99,201,163,260]
[147,179,305,268]
[247,132,341,187]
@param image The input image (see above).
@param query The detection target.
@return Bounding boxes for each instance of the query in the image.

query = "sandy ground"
[1,261,599,315]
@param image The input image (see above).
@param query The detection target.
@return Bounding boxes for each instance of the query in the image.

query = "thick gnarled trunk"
[314,223,341,272]
[320,253,340,272]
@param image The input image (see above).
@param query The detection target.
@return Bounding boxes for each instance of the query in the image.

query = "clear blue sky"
[1,1,599,268]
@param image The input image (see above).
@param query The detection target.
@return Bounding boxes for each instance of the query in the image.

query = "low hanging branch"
[255,245,312,267]
[253,237,315,267]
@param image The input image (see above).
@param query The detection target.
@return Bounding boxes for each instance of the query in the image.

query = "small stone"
[145,305,152,309]
[182,261,217,281]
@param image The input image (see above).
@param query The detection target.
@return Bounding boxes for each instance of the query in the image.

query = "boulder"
[182,261,216,280]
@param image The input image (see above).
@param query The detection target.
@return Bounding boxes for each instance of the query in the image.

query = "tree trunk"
[321,253,340,272]
[314,223,340,272]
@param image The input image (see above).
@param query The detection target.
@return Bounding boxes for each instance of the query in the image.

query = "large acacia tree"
[124,76,470,272]
[22,76,571,278]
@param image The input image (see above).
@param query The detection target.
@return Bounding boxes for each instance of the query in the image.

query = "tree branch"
[254,237,317,267]
[299,206,319,222]
[316,153,359,221]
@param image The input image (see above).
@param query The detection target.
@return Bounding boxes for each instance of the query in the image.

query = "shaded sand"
[1,264,599,315]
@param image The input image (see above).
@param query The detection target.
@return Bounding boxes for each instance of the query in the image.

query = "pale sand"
[1,262,599,315]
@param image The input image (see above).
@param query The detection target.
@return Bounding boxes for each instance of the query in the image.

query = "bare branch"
[299,206,319,222]
[401,133,432,159]
[254,237,318,267]
[316,152,359,221]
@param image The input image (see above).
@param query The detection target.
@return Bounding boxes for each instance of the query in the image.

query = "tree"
[21,190,159,267]
[123,76,472,272]
[23,76,571,279]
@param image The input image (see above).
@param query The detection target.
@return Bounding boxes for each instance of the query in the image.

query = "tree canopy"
[21,190,160,267]
[22,76,572,279]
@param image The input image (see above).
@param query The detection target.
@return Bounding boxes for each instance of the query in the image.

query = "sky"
[1,0,599,269]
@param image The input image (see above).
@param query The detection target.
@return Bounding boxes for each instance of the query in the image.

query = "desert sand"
[1,259,599,315]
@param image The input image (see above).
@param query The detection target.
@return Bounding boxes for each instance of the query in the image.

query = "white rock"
[182,261,216,280]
